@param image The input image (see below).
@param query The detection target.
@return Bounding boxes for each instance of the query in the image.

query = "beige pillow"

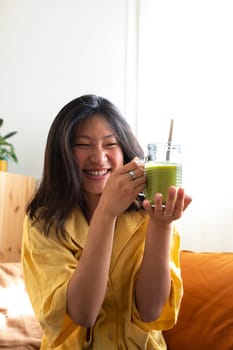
[163,251,233,350]
[0,262,42,349]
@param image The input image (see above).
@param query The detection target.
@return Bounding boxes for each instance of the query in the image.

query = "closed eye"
[74,143,91,148]
[105,143,118,148]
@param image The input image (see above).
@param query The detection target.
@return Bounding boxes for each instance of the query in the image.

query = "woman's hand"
[143,186,192,224]
[98,158,146,218]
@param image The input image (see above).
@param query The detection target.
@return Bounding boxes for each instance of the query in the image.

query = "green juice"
[145,162,182,204]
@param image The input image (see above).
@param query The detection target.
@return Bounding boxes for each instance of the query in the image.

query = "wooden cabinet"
[0,172,36,262]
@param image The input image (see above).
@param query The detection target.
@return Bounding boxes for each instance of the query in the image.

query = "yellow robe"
[21,208,183,350]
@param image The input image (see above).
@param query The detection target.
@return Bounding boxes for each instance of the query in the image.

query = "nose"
[89,146,107,164]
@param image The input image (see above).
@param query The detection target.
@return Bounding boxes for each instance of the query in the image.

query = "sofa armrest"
[0,262,42,349]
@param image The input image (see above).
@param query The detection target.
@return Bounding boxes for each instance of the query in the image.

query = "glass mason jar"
[144,142,182,205]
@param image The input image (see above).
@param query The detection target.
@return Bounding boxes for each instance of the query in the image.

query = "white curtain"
[126,0,233,252]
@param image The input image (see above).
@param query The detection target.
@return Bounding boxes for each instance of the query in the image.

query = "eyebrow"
[76,134,115,140]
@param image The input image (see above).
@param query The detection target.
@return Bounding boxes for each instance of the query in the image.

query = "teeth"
[86,169,108,176]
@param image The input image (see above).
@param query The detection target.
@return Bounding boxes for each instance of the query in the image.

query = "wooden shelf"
[0,172,36,262]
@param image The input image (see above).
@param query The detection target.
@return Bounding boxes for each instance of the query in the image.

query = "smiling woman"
[21,94,192,350]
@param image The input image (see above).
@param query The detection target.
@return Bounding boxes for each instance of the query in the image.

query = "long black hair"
[27,94,144,238]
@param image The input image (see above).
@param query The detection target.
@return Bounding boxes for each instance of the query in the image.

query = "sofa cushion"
[163,250,233,350]
[0,262,42,349]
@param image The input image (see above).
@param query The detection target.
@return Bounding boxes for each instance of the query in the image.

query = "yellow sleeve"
[21,215,82,347]
[132,225,183,331]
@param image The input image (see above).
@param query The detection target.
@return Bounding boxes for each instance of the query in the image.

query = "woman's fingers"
[163,186,178,217]
[122,158,145,180]
[143,186,192,222]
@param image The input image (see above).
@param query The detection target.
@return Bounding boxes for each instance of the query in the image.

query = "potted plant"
[0,118,18,171]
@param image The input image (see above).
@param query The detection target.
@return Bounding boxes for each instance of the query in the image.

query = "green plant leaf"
[0,120,18,163]
[3,131,18,139]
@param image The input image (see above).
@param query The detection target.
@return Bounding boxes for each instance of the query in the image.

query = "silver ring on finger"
[128,170,137,180]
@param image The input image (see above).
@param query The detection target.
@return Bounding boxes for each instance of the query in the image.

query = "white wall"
[0,0,128,178]
[135,0,233,252]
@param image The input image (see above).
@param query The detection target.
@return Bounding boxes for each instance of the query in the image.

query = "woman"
[21,94,192,349]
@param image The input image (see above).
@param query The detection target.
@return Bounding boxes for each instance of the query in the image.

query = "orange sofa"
[163,250,233,350]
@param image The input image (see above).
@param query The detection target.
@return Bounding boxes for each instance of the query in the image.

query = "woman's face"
[73,114,124,198]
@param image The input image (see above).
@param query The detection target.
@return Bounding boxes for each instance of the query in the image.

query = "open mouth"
[84,169,110,177]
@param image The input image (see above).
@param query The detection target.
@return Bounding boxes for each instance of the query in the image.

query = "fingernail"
[134,156,145,165]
